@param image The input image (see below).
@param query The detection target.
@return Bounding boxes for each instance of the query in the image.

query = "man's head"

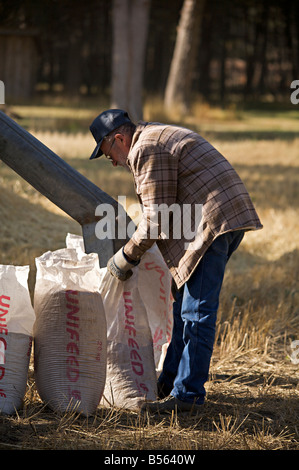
[89,109,135,168]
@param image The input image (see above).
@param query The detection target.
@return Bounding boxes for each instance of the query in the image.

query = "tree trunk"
[128,0,150,121]
[111,0,150,121]
[111,0,130,111]
[164,0,206,115]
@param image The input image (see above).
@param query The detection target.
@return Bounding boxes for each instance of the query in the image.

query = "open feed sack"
[98,245,173,411]
[33,248,106,416]
[0,265,35,415]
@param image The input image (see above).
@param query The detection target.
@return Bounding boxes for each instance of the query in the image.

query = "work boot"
[141,396,203,414]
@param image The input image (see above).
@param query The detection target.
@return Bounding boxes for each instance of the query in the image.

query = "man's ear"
[115,132,131,151]
[114,133,123,143]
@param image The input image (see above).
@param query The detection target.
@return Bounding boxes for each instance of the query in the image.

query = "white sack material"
[0,265,35,415]
[98,245,173,411]
[33,248,107,416]
[65,233,85,252]
[98,268,157,410]
[137,246,173,370]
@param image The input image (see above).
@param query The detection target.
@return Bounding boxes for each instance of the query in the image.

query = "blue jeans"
[158,230,244,405]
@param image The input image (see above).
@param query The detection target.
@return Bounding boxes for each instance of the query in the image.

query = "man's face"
[101,133,131,170]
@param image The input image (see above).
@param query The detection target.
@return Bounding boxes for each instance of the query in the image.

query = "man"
[89,109,262,413]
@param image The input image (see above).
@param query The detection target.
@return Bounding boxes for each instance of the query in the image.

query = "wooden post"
[0,111,133,266]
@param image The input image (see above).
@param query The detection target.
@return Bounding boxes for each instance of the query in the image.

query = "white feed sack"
[97,244,173,411]
[33,248,107,416]
[0,265,35,415]
[98,268,157,410]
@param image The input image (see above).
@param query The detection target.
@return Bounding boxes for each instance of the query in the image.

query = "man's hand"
[107,247,140,281]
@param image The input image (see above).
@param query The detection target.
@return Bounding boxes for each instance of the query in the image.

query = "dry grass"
[0,101,298,451]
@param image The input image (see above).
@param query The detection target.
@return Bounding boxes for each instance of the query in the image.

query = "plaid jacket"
[124,122,262,288]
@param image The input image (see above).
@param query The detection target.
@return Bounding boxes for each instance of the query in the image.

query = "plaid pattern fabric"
[124,122,262,288]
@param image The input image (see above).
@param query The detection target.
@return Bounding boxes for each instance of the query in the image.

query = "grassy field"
[0,99,298,451]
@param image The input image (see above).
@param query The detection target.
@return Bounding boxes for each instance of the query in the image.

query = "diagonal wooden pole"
[0,111,132,267]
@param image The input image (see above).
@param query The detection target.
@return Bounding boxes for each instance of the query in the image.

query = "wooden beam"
[0,111,132,266]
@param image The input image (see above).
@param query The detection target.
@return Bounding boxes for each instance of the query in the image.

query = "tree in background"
[164,0,206,115]
[111,0,151,121]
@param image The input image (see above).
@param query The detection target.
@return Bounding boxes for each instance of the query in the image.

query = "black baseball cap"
[89,109,132,160]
